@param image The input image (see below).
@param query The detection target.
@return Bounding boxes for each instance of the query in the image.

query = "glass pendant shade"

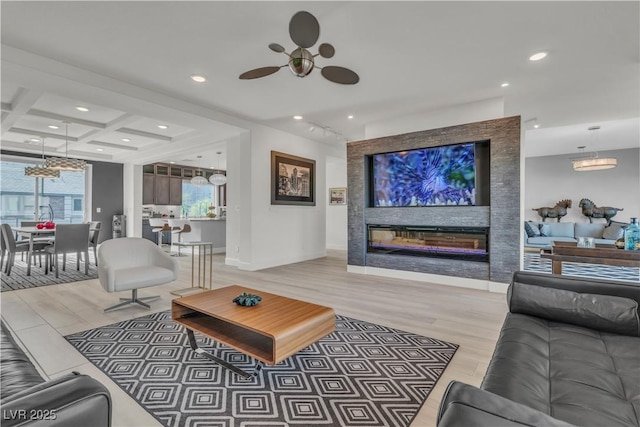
[25,165,60,178]
[190,174,209,186]
[572,157,617,171]
[209,173,227,186]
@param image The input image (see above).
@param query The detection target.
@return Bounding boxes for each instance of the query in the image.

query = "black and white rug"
[1,253,98,292]
[524,252,640,282]
[66,311,458,427]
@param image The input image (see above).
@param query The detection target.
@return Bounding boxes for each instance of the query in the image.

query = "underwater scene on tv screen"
[372,143,476,206]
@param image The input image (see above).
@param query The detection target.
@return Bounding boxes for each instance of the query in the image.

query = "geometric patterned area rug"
[65,311,458,427]
[524,252,640,282]
[1,253,98,292]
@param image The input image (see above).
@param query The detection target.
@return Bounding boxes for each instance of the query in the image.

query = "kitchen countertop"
[187,218,226,221]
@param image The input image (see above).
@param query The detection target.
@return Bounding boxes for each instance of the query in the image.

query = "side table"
[170,241,213,296]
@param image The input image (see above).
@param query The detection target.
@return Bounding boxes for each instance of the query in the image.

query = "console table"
[541,241,640,274]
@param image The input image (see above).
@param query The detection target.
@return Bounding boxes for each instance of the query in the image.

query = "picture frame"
[329,187,347,205]
[271,151,316,206]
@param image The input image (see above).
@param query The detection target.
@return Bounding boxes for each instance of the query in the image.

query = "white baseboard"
[326,244,348,251]
[237,251,328,272]
[347,264,508,293]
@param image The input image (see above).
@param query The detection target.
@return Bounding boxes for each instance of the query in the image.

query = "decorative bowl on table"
[232,293,262,307]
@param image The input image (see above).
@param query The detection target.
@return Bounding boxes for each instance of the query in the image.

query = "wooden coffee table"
[171,285,335,378]
[541,241,640,275]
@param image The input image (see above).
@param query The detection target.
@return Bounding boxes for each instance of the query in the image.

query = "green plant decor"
[232,293,262,307]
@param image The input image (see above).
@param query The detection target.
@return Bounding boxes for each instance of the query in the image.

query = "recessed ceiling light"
[121,138,131,142]
[95,148,104,152]
[169,161,176,164]
[157,124,169,129]
[190,74,206,83]
[48,125,59,129]
[347,115,354,119]
[501,82,509,87]
[30,138,40,142]
[534,124,540,129]
[529,52,547,61]
[75,106,90,112]
[293,115,303,120]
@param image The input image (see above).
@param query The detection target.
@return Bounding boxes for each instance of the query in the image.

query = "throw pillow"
[538,224,551,237]
[603,221,627,240]
[524,221,541,237]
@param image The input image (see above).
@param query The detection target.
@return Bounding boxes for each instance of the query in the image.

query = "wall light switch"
[96,207,101,213]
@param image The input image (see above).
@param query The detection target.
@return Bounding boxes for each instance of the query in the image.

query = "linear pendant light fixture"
[209,152,227,186]
[572,126,617,172]
[24,137,61,178]
[46,122,86,172]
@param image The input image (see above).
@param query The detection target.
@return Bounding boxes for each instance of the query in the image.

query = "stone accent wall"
[347,116,521,283]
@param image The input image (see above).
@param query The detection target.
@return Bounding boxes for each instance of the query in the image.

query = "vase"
[624,217,640,251]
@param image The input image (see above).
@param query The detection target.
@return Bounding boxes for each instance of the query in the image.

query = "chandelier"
[46,122,86,172]
[24,137,60,178]
[209,152,227,186]
[572,126,617,172]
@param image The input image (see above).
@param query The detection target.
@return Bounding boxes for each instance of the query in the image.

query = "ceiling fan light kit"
[240,11,359,85]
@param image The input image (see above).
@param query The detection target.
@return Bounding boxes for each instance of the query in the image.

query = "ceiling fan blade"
[321,66,359,85]
[239,66,281,80]
[318,43,335,58]
[269,43,286,53]
[289,11,320,48]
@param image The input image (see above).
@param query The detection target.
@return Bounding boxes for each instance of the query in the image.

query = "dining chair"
[44,223,90,278]
[88,221,102,265]
[18,220,52,262]
[1,224,47,276]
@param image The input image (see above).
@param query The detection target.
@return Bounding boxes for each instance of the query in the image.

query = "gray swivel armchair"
[98,237,179,312]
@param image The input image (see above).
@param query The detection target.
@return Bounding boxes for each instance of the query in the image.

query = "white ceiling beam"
[1,102,12,112]
[26,109,106,129]
[86,140,139,151]
[69,113,139,152]
[8,127,78,142]
[0,87,43,132]
[116,127,173,142]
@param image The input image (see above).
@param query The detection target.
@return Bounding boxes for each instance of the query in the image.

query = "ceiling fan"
[239,11,359,85]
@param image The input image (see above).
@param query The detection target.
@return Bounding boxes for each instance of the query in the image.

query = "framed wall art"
[329,187,347,205]
[271,151,316,206]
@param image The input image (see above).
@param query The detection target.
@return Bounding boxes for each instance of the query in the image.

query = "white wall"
[123,163,142,238]
[326,155,348,250]
[525,148,639,223]
[227,126,331,271]
[365,97,504,139]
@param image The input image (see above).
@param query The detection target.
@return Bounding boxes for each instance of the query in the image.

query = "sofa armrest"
[509,271,640,336]
[437,381,575,427]
[0,372,111,427]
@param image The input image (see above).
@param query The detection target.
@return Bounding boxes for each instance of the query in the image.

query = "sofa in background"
[437,271,640,427]
[0,320,112,427]
[524,220,626,249]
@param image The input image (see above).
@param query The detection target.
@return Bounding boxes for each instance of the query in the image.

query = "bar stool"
[148,218,171,247]
[168,219,191,257]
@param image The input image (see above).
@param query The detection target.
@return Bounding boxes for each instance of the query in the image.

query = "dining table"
[14,226,56,276]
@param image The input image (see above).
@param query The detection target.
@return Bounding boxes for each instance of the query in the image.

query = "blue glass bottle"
[624,217,640,251]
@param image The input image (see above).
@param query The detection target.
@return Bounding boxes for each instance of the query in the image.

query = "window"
[181,181,215,217]
[0,157,86,226]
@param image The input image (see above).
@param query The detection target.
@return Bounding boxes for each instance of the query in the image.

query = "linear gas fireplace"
[367,224,489,262]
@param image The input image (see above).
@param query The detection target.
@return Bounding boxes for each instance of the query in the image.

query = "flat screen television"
[370,142,485,207]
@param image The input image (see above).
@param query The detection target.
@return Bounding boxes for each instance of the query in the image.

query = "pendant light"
[209,152,227,186]
[190,155,209,186]
[46,122,86,171]
[24,137,61,178]
[572,126,617,172]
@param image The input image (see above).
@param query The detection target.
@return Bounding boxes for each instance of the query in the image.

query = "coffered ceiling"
[1,1,639,165]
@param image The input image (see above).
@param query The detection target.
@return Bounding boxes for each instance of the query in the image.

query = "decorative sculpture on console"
[579,198,623,225]
[532,199,572,222]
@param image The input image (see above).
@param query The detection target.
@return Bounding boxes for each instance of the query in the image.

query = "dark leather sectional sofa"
[438,271,640,427]
[0,320,111,427]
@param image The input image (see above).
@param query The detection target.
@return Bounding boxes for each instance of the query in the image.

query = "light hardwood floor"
[0,250,507,427]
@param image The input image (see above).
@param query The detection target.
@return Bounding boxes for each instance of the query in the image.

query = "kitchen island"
[185,218,226,253]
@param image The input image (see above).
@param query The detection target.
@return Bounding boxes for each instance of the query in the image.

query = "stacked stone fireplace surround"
[347,116,521,284]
